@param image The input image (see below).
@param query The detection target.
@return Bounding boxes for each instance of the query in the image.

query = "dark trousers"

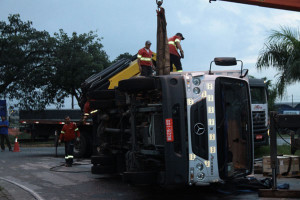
[0,134,12,150]
[170,54,182,71]
[64,140,75,165]
[141,65,153,77]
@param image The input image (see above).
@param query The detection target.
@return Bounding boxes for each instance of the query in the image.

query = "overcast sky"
[1,0,300,107]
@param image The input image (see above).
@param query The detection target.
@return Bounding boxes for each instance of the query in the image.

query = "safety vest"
[168,35,181,57]
[137,48,153,66]
[60,122,80,142]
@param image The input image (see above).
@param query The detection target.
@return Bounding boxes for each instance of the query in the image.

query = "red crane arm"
[216,0,300,12]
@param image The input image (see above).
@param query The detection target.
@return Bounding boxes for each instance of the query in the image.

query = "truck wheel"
[74,135,87,158]
[91,165,116,174]
[91,155,116,166]
[87,90,115,100]
[89,100,114,110]
[82,134,93,157]
[118,77,157,92]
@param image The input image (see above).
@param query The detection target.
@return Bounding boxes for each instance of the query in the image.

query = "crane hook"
[156,0,163,8]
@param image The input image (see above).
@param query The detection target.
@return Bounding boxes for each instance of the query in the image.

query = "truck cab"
[85,57,253,185]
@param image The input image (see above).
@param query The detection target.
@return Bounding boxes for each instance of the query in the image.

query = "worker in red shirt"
[58,116,80,167]
[168,33,185,72]
[137,40,155,77]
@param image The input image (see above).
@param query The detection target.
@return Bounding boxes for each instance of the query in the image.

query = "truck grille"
[252,111,267,134]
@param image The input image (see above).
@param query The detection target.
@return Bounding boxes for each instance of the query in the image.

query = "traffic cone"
[13,137,20,152]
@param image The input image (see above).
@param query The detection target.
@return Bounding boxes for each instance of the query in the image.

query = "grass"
[8,132,31,143]
[254,144,300,158]
[7,132,55,147]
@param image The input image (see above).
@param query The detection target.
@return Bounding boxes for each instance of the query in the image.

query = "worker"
[168,33,185,72]
[58,116,80,167]
[137,40,155,77]
[0,116,12,152]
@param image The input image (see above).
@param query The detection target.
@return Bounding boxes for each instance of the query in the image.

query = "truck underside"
[89,76,188,185]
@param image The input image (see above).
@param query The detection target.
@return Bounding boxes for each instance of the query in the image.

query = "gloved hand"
[76,137,80,142]
[180,50,184,59]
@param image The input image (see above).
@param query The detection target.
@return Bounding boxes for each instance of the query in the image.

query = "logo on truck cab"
[254,105,263,110]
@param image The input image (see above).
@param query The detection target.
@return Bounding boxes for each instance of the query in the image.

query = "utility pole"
[71,95,74,109]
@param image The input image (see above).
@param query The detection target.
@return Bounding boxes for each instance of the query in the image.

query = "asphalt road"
[0,147,299,200]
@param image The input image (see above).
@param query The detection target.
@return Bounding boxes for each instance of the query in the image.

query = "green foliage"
[263,78,278,112]
[52,29,110,106]
[0,14,110,109]
[254,144,300,158]
[0,14,57,109]
[257,26,300,98]
[112,52,133,64]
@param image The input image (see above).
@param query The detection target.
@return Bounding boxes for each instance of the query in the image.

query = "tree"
[262,77,278,112]
[256,26,300,97]
[112,52,134,63]
[1,14,110,110]
[0,14,57,109]
[52,29,110,108]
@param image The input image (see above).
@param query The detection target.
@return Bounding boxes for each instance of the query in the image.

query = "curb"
[0,178,44,200]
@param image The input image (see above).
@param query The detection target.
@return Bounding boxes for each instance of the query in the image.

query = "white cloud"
[247,11,300,30]
[177,11,194,25]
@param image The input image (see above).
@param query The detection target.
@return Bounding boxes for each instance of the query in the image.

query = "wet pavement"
[0,147,300,200]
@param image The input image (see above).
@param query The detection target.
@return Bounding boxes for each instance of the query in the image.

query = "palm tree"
[256,26,300,97]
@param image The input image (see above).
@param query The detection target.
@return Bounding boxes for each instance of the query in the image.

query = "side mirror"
[209,57,245,78]
[214,57,237,66]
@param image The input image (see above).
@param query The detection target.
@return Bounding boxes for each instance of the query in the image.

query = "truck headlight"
[193,87,200,94]
[193,78,201,86]
[197,172,205,180]
[196,163,204,171]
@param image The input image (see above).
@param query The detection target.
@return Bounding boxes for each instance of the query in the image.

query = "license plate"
[165,118,174,142]
[256,134,263,140]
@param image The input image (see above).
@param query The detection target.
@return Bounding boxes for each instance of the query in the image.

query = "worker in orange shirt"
[168,33,185,72]
[58,116,80,167]
[137,40,155,77]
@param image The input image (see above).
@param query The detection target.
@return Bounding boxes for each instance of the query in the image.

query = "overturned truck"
[80,57,253,185]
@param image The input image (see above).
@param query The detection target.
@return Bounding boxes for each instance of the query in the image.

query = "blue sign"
[0,100,7,117]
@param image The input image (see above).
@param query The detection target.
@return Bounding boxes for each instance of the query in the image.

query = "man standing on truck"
[137,40,155,77]
[0,116,12,152]
[168,33,185,72]
[58,116,80,167]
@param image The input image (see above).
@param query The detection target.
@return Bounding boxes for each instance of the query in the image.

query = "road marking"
[0,177,45,200]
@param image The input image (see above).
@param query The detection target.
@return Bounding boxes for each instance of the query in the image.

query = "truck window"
[215,78,253,179]
[250,87,267,104]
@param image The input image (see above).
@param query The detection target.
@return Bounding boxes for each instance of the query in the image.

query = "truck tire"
[118,77,157,92]
[87,90,115,100]
[89,100,114,110]
[74,135,87,158]
[91,155,116,166]
[91,165,116,174]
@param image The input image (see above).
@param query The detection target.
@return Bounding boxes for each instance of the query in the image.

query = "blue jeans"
[0,134,11,151]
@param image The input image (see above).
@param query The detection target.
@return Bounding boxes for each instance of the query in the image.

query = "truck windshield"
[215,78,253,179]
[250,87,267,104]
